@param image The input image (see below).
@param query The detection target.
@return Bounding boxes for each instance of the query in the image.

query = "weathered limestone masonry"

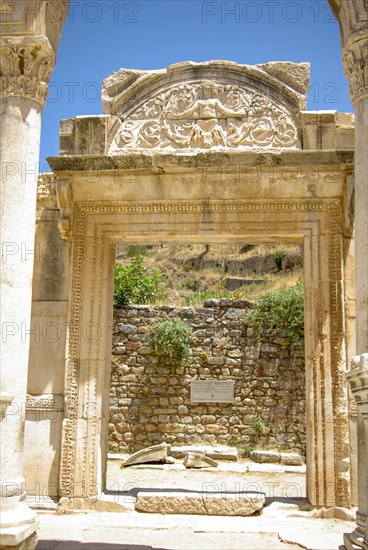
[109,302,306,454]
[0,2,69,549]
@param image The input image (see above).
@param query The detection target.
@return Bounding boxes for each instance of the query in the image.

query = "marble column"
[345,355,368,550]
[341,24,368,550]
[0,4,68,546]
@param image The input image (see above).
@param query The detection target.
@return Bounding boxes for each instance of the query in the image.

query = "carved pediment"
[102,61,310,153]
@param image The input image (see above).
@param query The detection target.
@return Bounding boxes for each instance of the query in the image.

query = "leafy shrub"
[253,416,266,435]
[248,282,304,345]
[147,320,192,369]
[243,444,256,457]
[114,254,165,305]
[274,251,284,271]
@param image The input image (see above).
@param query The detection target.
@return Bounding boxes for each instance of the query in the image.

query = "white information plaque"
[190,380,235,403]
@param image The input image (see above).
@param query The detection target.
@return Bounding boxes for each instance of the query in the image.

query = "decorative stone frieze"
[0,36,55,106]
[111,81,299,151]
[102,61,310,153]
[343,38,368,105]
[26,394,64,412]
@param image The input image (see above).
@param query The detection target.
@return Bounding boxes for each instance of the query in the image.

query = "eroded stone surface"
[135,490,265,516]
[57,497,128,514]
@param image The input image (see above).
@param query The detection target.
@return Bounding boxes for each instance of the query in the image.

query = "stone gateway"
[1,2,368,548]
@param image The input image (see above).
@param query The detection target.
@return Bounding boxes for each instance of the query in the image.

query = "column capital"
[327,0,368,105]
[0,35,55,107]
[343,36,368,106]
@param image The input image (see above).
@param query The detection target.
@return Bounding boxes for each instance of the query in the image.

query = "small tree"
[114,254,165,305]
[274,251,284,271]
[248,282,304,345]
[147,320,192,369]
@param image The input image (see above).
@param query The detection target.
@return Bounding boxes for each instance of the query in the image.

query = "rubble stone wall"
[109,300,306,454]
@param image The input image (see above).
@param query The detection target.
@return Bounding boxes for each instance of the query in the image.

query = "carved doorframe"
[58,197,350,509]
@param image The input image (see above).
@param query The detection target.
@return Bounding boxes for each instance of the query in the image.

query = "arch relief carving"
[110,80,300,152]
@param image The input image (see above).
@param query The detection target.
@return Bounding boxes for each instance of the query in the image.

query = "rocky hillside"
[115,243,303,306]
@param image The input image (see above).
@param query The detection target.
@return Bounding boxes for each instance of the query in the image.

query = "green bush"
[274,251,284,271]
[147,320,192,369]
[253,416,266,435]
[114,254,165,305]
[243,443,256,457]
[248,282,304,345]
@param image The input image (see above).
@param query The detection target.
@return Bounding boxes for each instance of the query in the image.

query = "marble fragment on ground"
[122,442,170,467]
[183,452,218,468]
[135,490,265,516]
[170,445,238,461]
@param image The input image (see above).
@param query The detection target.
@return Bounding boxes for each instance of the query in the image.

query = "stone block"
[118,323,137,334]
[135,490,265,516]
[203,299,219,307]
[249,450,280,463]
[280,452,304,466]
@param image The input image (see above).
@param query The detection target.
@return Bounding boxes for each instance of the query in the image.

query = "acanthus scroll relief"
[111,80,299,152]
[0,36,55,106]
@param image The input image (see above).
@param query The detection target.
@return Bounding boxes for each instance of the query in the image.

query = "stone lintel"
[48,149,354,174]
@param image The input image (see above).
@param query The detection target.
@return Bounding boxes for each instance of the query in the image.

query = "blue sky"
[39,0,352,169]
